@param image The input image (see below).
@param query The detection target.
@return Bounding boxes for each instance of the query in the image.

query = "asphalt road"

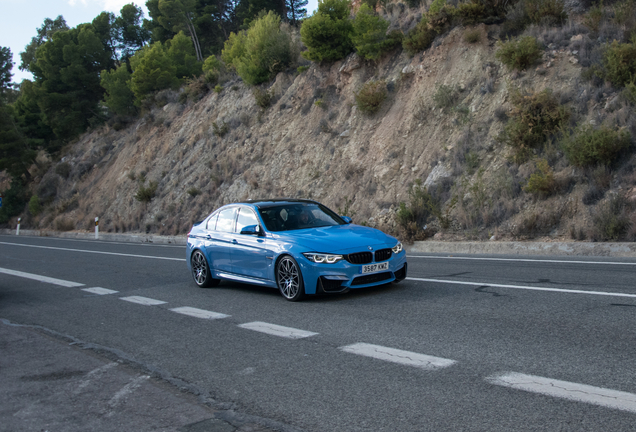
[1,234,636,431]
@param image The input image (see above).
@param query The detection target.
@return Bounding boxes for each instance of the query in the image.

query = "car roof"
[239,198,320,209]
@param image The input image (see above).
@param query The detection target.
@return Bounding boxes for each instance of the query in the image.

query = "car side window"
[206,212,219,230]
[236,208,259,233]
[216,208,237,233]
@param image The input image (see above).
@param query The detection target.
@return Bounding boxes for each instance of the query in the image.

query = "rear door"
[230,206,273,281]
[204,206,236,273]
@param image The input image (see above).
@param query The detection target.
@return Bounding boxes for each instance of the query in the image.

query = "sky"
[1,0,319,84]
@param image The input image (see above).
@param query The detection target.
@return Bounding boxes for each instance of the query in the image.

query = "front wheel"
[190,250,219,288]
[276,256,305,301]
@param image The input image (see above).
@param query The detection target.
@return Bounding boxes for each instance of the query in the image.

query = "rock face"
[22,22,631,241]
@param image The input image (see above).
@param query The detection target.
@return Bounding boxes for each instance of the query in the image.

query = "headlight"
[303,253,344,264]
[392,242,403,254]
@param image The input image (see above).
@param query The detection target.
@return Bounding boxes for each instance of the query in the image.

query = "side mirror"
[341,216,352,224]
[240,225,262,235]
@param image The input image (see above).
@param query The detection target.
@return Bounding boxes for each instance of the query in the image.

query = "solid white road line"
[0,267,84,287]
[82,287,119,295]
[170,306,229,320]
[408,255,636,266]
[486,372,636,414]
[238,321,318,339]
[339,343,457,370]
[0,241,185,261]
[119,296,167,306]
[407,277,636,299]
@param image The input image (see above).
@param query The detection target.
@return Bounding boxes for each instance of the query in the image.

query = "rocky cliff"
[14,7,636,242]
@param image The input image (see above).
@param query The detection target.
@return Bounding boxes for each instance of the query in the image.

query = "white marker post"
[95,217,99,240]
[16,217,21,235]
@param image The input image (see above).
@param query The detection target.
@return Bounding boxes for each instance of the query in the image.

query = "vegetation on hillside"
[2,0,636,242]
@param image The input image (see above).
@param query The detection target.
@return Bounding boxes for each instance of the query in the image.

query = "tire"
[190,250,219,288]
[276,256,305,301]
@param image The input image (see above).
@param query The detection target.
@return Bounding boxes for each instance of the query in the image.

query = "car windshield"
[258,203,345,232]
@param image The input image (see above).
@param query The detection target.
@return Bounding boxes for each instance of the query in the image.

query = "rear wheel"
[276,256,305,301]
[191,250,219,288]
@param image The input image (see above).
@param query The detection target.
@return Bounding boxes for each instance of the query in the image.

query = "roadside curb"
[0,229,187,245]
[407,240,636,257]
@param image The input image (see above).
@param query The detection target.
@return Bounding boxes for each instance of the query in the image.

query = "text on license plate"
[360,262,389,274]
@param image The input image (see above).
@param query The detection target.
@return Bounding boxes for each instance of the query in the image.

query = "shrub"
[463,28,481,43]
[202,55,222,84]
[496,36,543,71]
[396,180,441,238]
[135,181,158,203]
[212,121,229,137]
[562,124,631,167]
[187,187,201,197]
[55,218,75,232]
[591,193,632,240]
[352,4,401,60]
[297,65,309,74]
[523,159,556,197]
[602,39,636,87]
[253,88,272,109]
[355,80,387,114]
[214,85,223,93]
[583,2,604,33]
[300,0,354,63]
[55,162,71,178]
[523,0,567,26]
[433,84,458,109]
[230,12,294,85]
[623,77,636,104]
[498,88,570,163]
[402,16,437,56]
[28,195,41,216]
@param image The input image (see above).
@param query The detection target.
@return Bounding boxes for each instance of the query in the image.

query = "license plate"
[361,262,389,274]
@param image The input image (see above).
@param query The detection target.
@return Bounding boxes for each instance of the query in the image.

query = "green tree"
[115,3,151,60]
[0,104,36,181]
[231,11,293,85]
[286,0,308,25]
[101,65,136,115]
[0,178,29,224]
[221,30,248,68]
[11,80,54,150]
[30,25,111,142]
[166,31,203,79]
[0,47,14,103]
[351,4,395,60]
[92,11,119,67]
[19,16,69,72]
[300,0,353,63]
[129,42,179,103]
[156,0,204,61]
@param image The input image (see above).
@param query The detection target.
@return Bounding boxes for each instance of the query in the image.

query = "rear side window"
[216,208,237,233]
[206,212,219,230]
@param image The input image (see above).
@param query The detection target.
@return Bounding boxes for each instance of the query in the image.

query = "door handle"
[232,239,238,244]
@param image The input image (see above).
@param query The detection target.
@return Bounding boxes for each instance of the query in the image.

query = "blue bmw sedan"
[186,199,407,301]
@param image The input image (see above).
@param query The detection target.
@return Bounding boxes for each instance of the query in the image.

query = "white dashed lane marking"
[486,372,636,413]
[82,287,119,295]
[339,343,457,370]
[238,321,319,339]
[0,267,84,287]
[119,296,167,306]
[170,306,229,320]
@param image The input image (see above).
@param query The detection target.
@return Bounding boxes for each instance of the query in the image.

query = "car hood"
[273,224,397,254]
